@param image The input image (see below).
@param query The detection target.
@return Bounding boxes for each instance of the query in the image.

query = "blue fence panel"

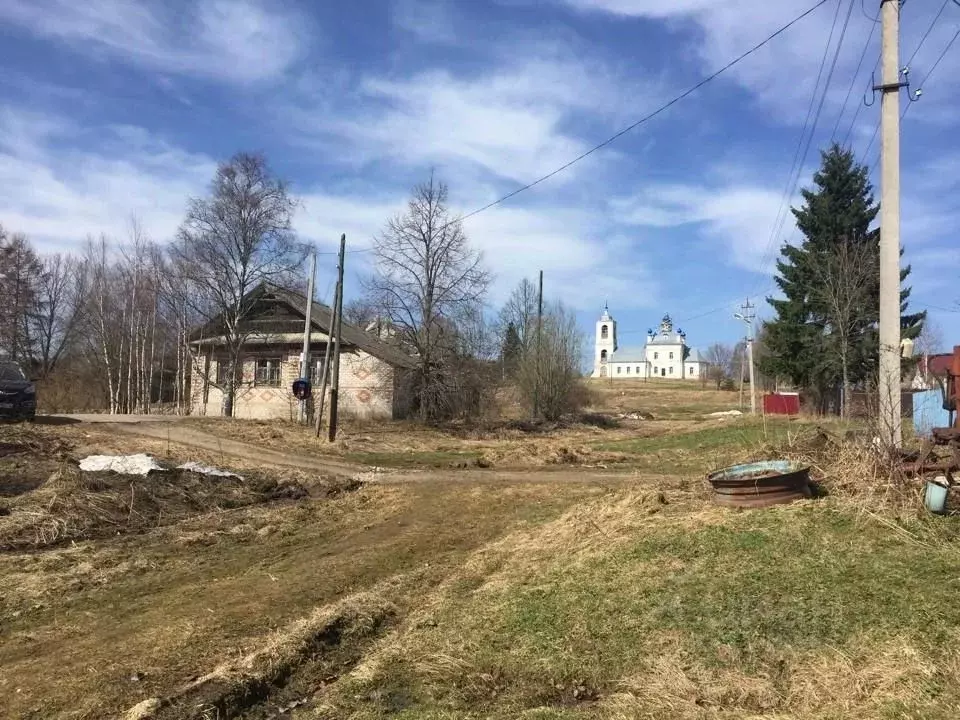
[913,389,950,439]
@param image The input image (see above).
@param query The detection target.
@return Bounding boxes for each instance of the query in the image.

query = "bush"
[516,303,587,421]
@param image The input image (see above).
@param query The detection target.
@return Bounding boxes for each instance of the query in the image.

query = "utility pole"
[328,234,347,442]
[738,344,746,410]
[298,249,317,425]
[533,270,543,419]
[314,239,343,438]
[735,299,757,415]
[877,0,904,448]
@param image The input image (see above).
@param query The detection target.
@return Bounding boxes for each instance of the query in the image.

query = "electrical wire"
[867,21,960,172]
[747,0,846,291]
[832,9,879,141]
[752,0,856,293]
[903,24,960,119]
[905,0,951,69]
[447,0,833,228]
[862,0,954,165]
[838,53,879,148]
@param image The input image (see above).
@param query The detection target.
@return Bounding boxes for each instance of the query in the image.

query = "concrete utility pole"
[298,249,317,425]
[877,0,904,448]
[328,234,347,443]
[533,270,543,419]
[735,299,757,416]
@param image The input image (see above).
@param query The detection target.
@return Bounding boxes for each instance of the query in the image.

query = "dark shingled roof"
[191,284,417,369]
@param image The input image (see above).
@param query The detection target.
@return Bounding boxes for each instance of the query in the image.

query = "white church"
[591,305,708,380]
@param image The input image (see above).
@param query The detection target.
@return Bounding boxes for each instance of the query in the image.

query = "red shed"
[764,392,800,415]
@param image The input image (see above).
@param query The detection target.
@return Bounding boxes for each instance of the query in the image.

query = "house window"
[669,352,674,360]
[653,366,658,374]
[216,358,241,386]
[626,366,631,374]
[308,356,327,383]
[636,366,641,374]
[669,366,674,374]
[255,358,282,387]
[654,352,658,359]
[617,366,621,374]
[601,324,609,339]
[600,349,608,362]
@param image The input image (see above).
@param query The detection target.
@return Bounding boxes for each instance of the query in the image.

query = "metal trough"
[707,460,812,509]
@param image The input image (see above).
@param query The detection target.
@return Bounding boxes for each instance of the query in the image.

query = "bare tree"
[169,153,303,416]
[705,343,734,390]
[812,237,876,418]
[498,278,539,354]
[342,298,381,333]
[31,253,88,377]
[916,318,945,357]
[0,228,42,364]
[365,175,491,422]
[516,301,585,420]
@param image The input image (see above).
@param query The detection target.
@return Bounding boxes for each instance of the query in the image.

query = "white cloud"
[0,0,306,83]
[561,0,716,18]
[288,42,659,189]
[0,112,216,251]
[611,182,792,273]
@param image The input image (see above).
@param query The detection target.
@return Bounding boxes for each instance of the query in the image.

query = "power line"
[867,22,960,172]
[906,0,951,69]
[452,0,833,227]
[832,8,879,142]
[753,0,856,292]
[751,0,846,291]
[862,0,955,165]
[903,24,960,119]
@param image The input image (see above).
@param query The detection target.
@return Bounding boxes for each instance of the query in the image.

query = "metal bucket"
[707,460,812,509]
[924,476,949,514]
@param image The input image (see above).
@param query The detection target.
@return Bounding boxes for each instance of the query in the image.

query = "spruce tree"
[761,144,924,412]
[501,321,523,378]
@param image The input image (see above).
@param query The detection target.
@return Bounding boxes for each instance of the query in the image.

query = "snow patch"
[706,410,744,419]
[177,461,242,479]
[79,454,165,475]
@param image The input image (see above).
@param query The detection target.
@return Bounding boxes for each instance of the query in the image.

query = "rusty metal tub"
[707,460,812,508]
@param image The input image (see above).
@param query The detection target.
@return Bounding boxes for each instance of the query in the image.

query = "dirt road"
[49,416,633,486]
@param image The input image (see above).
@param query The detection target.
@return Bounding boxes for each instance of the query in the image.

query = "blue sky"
[1,0,958,354]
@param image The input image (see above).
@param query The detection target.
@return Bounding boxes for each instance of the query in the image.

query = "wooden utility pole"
[533,270,543,419]
[315,235,344,438]
[877,0,904,448]
[328,234,347,442]
[299,249,316,425]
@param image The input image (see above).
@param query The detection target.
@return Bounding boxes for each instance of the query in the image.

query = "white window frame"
[254,357,282,387]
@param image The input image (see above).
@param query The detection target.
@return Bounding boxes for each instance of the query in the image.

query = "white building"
[591,305,708,380]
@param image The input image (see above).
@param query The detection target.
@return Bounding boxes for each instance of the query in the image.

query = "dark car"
[0,361,37,421]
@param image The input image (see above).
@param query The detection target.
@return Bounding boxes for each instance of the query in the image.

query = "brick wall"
[191,347,396,420]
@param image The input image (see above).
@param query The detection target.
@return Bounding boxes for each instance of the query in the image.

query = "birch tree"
[169,152,302,417]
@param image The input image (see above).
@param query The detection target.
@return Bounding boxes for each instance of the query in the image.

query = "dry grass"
[5,381,959,719]
[0,459,603,718]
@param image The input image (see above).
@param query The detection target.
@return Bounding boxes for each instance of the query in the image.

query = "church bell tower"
[594,303,617,377]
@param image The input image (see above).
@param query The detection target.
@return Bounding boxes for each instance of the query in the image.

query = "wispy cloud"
[0,0,308,83]
[610,182,792,273]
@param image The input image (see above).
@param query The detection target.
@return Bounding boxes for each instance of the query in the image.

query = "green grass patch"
[594,419,804,472]
[343,449,484,469]
[335,504,960,718]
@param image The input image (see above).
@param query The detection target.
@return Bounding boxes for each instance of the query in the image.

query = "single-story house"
[189,284,416,420]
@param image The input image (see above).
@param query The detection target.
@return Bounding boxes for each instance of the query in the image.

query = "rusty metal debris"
[707,460,812,509]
